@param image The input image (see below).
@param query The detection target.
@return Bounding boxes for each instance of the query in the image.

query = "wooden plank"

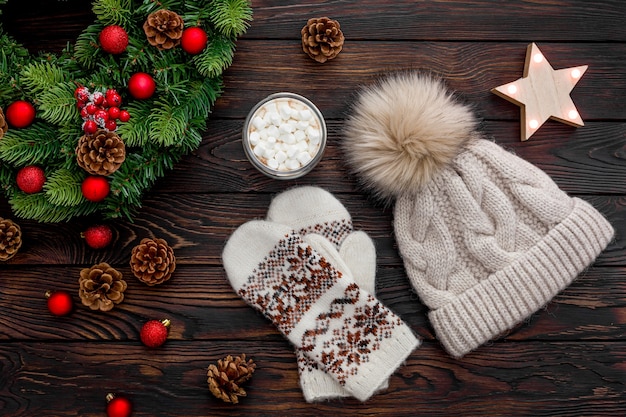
[0,194,622,266]
[245,0,626,42]
[214,41,626,120]
[151,120,626,195]
[1,341,624,416]
[1,265,623,342]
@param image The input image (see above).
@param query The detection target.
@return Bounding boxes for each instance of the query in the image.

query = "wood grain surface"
[0,1,625,416]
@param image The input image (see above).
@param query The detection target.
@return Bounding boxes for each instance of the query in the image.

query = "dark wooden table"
[1,1,625,416]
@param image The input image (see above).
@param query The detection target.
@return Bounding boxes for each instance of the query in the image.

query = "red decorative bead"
[119,110,131,123]
[108,106,121,120]
[128,72,156,100]
[5,100,36,128]
[85,103,97,115]
[140,319,171,348]
[83,120,98,134]
[82,224,113,249]
[181,27,208,55]
[99,25,129,55]
[45,290,73,316]
[81,176,110,202]
[16,165,45,194]
[105,119,117,131]
[106,393,132,417]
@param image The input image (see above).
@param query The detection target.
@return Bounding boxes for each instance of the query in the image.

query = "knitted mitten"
[267,186,383,401]
[223,220,419,401]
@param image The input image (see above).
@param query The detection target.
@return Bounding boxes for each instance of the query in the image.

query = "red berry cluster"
[75,86,131,134]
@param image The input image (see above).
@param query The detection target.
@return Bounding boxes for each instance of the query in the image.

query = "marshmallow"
[246,95,325,173]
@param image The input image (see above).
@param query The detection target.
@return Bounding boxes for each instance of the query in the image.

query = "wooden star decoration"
[491,43,588,141]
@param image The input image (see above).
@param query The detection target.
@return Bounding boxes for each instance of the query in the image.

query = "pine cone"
[301,17,345,63]
[207,354,256,404]
[76,129,126,176]
[130,237,176,286]
[143,9,184,50]
[0,217,22,261]
[0,108,8,139]
[78,262,127,311]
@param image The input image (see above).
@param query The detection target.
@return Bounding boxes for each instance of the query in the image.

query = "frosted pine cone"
[78,262,127,311]
[130,237,176,285]
[207,354,256,404]
[0,217,22,261]
[76,129,126,176]
[301,17,345,63]
[143,9,184,50]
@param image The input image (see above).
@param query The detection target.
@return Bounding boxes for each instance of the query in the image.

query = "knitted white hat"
[342,71,615,358]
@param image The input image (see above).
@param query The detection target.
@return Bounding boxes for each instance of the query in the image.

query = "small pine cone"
[301,17,345,63]
[207,354,256,404]
[130,237,176,286]
[0,217,22,261]
[0,108,8,139]
[78,262,127,312]
[76,129,126,176]
[143,9,184,50]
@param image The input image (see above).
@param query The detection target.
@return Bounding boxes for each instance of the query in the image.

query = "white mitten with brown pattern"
[223,220,419,402]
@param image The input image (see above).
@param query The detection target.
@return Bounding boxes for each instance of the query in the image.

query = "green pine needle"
[44,169,85,207]
[0,124,61,166]
[209,0,253,38]
[39,82,80,126]
[192,34,235,78]
[92,0,133,26]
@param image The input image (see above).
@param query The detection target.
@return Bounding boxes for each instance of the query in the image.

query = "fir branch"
[209,0,253,38]
[0,124,62,167]
[39,82,80,126]
[19,61,68,97]
[192,33,234,78]
[115,100,152,147]
[74,24,104,69]
[148,99,188,146]
[9,191,99,222]
[92,0,133,26]
[44,169,85,207]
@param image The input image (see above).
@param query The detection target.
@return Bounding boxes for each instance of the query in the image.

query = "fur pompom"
[343,72,478,200]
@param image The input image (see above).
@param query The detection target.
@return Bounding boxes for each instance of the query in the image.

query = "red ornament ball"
[128,72,156,100]
[46,290,73,316]
[119,110,131,123]
[99,25,129,55]
[16,165,46,194]
[106,393,132,417]
[5,100,36,128]
[82,224,113,249]
[181,27,208,55]
[140,319,171,348]
[81,176,110,202]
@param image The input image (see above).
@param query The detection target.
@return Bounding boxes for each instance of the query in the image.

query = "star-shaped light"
[491,43,588,141]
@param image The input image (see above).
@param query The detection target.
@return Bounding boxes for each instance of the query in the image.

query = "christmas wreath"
[0,0,252,222]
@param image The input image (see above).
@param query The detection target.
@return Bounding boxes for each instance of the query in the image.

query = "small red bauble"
[5,100,36,128]
[181,27,208,55]
[108,106,121,120]
[119,110,131,123]
[16,165,46,194]
[82,224,113,249]
[128,72,156,100]
[106,393,132,417]
[45,290,73,316]
[140,319,171,348]
[83,120,98,134]
[81,176,110,202]
[99,25,129,55]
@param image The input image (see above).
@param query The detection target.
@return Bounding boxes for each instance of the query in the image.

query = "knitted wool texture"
[267,186,388,402]
[342,71,615,358]
[223,220,419,401]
